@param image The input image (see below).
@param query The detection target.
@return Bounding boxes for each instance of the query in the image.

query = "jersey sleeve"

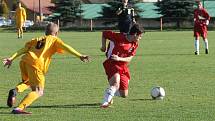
[54,38,65,54]
[102,30,117,42]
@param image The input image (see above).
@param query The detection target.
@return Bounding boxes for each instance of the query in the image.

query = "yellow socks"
[18,91,40,110]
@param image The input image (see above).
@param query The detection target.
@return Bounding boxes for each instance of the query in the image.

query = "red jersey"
[102,31,138,64]
[194,8,210,27]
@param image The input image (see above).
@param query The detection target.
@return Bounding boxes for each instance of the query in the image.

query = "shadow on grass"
[129,98,153,101]
[29,103,101,109]
[0,107,11,115]
[0,107,9,109]
[143,53,193,56]
[0,112,12,114]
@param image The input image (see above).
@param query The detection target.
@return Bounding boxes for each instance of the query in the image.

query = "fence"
[60,17,215,31]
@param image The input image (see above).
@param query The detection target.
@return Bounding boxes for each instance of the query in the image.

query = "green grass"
[0,31,215,121]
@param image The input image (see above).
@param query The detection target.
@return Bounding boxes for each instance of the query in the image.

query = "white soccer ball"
[151,86,165,100]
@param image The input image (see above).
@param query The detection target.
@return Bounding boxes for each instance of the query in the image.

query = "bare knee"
[109,73,120,89]
[31,86,44,96]
[37,90,44,96]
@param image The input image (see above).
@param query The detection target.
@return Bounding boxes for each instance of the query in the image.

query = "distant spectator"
[116,0,136,33]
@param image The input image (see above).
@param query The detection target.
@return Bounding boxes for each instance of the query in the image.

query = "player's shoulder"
[47,35,63,42]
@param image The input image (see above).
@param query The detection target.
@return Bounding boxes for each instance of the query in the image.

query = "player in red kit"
[194,1,210,55]
[100,24,143,108]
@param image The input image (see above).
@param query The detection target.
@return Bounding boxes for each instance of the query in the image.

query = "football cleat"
[109,99,113,105]
[11,108,32,114]
[100,99,113,108]
[205,49,209,54]
[7,89,17,108]
[195,51,199,55]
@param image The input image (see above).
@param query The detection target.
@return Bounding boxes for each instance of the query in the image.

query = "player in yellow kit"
[2,23,90,114]
[15,2,26,38]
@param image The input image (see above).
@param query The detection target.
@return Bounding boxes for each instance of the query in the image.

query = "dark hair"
[129,24,143,35]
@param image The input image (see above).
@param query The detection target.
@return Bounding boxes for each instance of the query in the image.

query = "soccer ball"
[151,86,165,100]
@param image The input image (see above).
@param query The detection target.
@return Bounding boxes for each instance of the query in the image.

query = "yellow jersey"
[21,35,68,73]
[16,7,26,23]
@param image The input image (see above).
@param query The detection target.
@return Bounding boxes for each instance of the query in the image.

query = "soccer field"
[0,31,215,121]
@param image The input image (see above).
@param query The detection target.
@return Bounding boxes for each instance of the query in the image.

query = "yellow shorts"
[20,61,45,89]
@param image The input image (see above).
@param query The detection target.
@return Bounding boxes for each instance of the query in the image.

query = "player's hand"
[111,54,120,61]
[206,20,209,25]
[100,46,106,52]
[80,55,90,62]
[2,58,12,68]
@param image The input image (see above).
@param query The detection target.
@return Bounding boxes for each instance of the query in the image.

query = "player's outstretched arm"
[60,43,90,62]
[2,47,28,68]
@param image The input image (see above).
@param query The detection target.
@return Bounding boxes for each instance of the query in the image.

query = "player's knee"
[38,90,44,96]
[35,89,44,96]
[109,74,120,88]
[31,86,44,96]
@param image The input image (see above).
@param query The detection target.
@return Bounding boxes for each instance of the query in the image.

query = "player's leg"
[118,80,129,98]
[7,61,30,108]
[16,22,21,38]
[20,22,24,38]
[12,86,43,114]
[17,28,21,38]
[202,26,209,54]
[119,89,129,98]
[194,33,200,55]
[101,73,120,108]
[12,65,45,114]
[118,69,130,98]
[17,61,30,92]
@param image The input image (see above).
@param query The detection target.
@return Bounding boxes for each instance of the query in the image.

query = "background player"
[194,1,210,55]
[15,2,26,39]
[100,24,143,108]
[116,0,136,33]
[3,23,89,114]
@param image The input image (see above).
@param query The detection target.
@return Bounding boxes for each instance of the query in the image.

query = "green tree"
[48,0,83,26]
[155,0,195,28]
[12,0,17,11]
[100,0,142,25]
[0,0,9,17]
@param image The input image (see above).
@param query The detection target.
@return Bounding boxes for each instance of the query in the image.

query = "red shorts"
[194,25,208,38]
[103,59,130,90]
